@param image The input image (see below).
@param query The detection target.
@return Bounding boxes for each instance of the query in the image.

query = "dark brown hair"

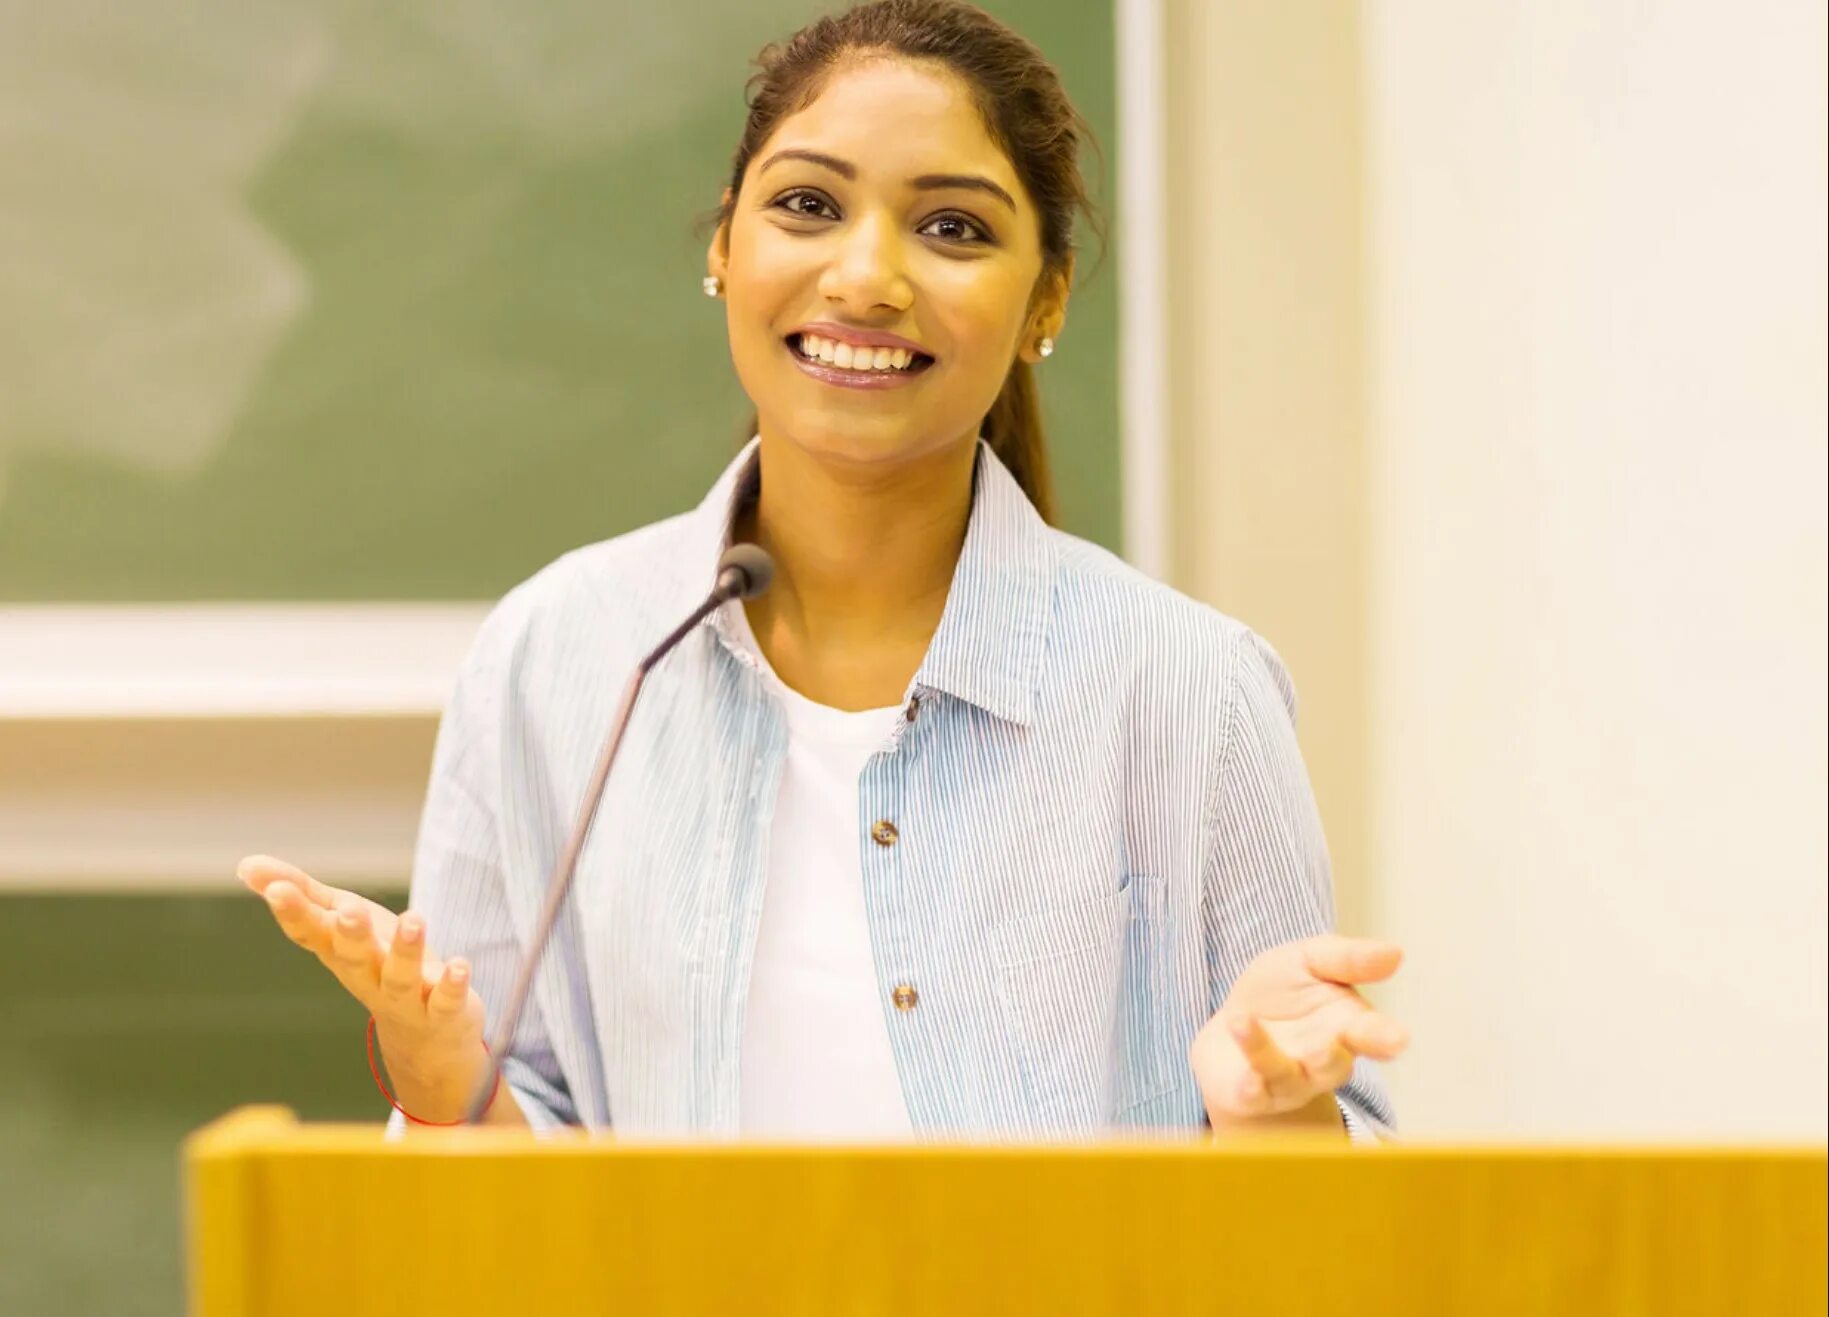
[715,0,1104,523]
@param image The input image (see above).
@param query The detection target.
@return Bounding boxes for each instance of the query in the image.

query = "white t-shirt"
[726,599,917,1140]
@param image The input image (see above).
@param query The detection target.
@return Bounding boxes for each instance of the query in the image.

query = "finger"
[1301,934,1404,986]
[378,911,428,1002]
[237,854,340,911]
[1298,1036,1356,1091]
[1338,1010,1411,1060]
[1226,1013,1305,1098]
[425,957,472,1020]
[328,895,382,987]
[261,880,332,955]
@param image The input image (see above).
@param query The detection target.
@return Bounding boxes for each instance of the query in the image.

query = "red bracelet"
[366,1015,497,1126]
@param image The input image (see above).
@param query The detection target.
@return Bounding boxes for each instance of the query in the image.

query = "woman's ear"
[1019,256,1074,363]
[707,186,734,287]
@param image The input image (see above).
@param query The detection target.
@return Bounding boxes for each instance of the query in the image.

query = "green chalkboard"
[0,891,408,1317]
[0,1,1118,602]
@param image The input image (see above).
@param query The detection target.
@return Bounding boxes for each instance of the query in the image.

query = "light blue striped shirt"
[405,438,1395,1141]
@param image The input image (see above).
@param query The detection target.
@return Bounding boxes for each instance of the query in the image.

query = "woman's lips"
[784,336,933,391]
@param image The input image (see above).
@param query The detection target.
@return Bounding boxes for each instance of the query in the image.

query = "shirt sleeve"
[385,604,580,1136]
[1198,627,1399,1144]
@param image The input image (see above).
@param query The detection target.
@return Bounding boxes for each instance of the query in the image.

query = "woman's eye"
[920,213,990,244]
[774,189,837,220]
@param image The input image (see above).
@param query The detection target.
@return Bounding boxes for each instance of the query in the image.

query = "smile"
[785,332,935,390]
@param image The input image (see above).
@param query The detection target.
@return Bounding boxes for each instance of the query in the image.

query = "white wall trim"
[1115,0,1172,580]
[0,603,490,718]
[0,710,436,892]
[0,605,481,890]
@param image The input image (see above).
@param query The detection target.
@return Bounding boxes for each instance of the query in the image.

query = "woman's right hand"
[237,853,491,1120]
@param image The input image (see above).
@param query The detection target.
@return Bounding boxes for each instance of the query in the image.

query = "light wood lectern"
[185,1106,1825,1316]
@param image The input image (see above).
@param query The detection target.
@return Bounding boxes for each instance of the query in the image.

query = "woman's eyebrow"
[909,174,1016,213]
[760,148,855,179]
[758,149,1017,214]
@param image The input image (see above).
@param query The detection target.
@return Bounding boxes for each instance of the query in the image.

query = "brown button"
[904,694,920,723]
[870,819,899,847]
[891,983,919,1011]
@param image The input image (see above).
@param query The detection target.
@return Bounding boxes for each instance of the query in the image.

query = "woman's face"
[710,57,1068,471]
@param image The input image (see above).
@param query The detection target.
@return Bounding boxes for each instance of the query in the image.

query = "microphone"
[463,543,775,1124]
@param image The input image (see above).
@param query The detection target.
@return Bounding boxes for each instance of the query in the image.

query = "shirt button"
[891,983,919,1011]
[870,819,899,847]
[904,694,920,723]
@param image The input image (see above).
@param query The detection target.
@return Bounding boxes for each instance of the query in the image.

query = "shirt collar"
[689,436,1057,727]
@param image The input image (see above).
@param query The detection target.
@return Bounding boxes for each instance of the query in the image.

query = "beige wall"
[1168,0,1827,1139]
[1361,0,1826,1139]
[1164,0,1373,932]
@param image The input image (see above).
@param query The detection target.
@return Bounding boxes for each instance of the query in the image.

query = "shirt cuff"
[1336,1093,1394,1145]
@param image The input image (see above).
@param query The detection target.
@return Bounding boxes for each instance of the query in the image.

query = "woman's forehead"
[761,58,1021,197]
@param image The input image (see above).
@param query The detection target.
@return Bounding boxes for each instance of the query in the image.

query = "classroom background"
[1,2,1823,1312]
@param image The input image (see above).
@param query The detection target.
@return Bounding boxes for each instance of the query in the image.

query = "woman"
[240,0,1409,1141]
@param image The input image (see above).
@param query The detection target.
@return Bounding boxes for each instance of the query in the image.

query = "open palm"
[237,854,485,1075]
[1189,934,1409,1125]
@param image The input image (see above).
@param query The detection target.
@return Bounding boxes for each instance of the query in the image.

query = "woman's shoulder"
[1045,528,1244,659]
[459,510,713,679]
[1044,528,1301,729]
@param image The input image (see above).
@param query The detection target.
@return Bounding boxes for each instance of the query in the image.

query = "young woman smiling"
[238,0,1409,1141]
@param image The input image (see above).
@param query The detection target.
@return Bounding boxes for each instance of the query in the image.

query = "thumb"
[1301,934,1404,986]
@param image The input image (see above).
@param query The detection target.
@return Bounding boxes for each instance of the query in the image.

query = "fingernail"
[399,918,421,943]
[450,963,468,982]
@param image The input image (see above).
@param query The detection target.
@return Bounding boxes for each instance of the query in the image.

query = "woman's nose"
[817,213,913,313]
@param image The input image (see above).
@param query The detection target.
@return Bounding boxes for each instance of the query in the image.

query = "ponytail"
[981,360,1056,524]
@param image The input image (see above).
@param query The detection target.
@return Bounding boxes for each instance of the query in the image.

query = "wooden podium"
[185,1106,1826,1316]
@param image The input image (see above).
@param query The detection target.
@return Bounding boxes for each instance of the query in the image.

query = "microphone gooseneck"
[463,543,776,1124]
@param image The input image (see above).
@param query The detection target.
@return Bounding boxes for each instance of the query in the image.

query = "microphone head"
[716,543,775,600]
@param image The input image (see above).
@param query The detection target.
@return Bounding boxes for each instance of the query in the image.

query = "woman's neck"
[734,431,976,709]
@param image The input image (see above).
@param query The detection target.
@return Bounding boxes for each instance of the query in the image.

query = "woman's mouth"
[785,332,935,390]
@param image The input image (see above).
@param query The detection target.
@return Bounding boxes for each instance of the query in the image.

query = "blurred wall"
[1360,0,1827,1139]
[1169,0,1827,1139]
[1163,1,1373,935]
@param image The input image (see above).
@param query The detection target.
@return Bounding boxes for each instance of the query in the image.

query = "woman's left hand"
[1189,934,1410,1128]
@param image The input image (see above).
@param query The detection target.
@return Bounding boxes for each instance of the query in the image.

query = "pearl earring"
[1037,336,1055,359]
[702,275,722,298]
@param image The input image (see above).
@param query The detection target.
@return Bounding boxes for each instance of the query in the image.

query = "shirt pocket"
[987,875,1174,1130]
[1110,874,1182,1120]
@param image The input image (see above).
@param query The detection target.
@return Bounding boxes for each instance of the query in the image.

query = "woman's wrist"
[376,1031,493,1123]
[1206,1091,1347,1140]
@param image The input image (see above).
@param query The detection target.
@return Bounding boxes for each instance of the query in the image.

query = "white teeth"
[795,333,922,372]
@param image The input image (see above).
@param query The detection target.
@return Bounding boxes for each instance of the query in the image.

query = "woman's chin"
[762,413,939,466]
